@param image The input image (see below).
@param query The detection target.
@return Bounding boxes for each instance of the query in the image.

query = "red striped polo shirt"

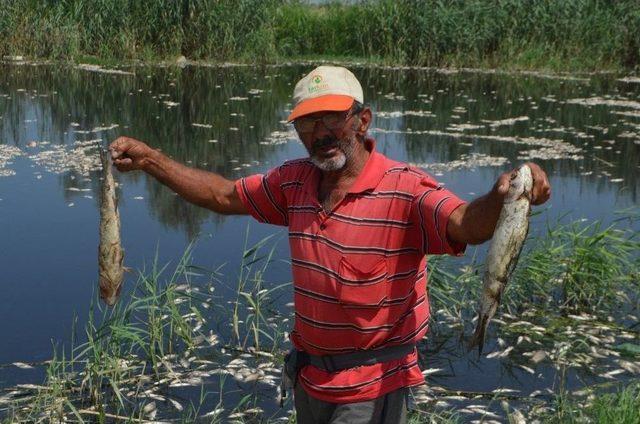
[235,138,466,403]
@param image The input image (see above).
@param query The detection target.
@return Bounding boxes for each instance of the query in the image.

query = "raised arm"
[109,136,248,215]
[447,162,551,245]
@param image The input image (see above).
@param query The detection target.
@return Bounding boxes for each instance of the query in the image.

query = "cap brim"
[287,95,354,122]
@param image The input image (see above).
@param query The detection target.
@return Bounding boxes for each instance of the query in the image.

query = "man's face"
[294,109,361,172]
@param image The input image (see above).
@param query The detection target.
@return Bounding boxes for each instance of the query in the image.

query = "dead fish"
[468,164,533,354]
[98,147,125,306]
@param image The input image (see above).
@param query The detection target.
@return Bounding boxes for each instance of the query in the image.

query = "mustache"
[311,136,339,153]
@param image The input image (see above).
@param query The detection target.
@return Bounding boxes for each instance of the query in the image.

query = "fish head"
[506,164,533,203]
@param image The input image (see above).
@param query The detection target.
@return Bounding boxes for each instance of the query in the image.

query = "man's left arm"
[447,162,552,245]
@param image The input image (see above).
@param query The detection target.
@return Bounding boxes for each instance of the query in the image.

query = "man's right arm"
[109,136,248,215]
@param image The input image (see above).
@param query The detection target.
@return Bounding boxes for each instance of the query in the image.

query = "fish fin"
[123,266,133,273]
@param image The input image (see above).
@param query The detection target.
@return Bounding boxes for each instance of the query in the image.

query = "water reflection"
[2,64,638,221]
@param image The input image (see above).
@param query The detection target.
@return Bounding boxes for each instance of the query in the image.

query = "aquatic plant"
[507,218,639,314]
[545,382,640,424]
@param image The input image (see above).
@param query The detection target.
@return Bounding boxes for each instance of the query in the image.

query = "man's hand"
[447,162,551,245]
[493,162,551,205]
[109,136,156,172]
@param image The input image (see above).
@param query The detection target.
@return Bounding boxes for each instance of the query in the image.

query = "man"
[110,66,551,423]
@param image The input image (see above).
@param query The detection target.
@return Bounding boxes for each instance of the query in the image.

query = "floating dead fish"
[76,64,134,76]
[169,398,183,411]
[486,346,514,359]
[516,364,535,374]
[530,350,547,364]
[203,408,225,417]
[469,165,533,354]
[12,362,34,369]
[601,368,626,378]
[98,147,125,306]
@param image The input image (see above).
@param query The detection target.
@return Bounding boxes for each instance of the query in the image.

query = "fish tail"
[95,140,107,167]
[468,313,490,355]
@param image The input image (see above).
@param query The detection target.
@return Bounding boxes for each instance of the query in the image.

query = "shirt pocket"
[337,256,388,308]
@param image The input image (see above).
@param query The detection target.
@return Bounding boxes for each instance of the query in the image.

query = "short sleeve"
[235,167,288,227]
[412,176,466,256]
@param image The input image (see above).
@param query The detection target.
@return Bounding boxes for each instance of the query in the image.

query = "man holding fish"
[110,66,550,424]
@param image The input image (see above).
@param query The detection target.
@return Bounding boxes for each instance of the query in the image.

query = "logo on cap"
[308,74,329,94]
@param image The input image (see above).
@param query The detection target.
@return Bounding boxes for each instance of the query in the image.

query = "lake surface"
[0,63,638,418]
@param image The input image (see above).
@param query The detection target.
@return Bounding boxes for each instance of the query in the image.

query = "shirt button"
[320,223,326,230]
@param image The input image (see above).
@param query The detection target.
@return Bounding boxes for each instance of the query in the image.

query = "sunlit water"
[0,63,638,418]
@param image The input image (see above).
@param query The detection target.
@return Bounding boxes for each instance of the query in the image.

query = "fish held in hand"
[469,164,533,354]
[98,147,124,306]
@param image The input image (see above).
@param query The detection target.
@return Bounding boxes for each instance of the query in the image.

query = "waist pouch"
[279,343,415,406]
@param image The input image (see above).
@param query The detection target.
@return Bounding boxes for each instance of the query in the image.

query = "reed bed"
[1,216,638,422]
[547,382,640,424]
[1,0,638,70]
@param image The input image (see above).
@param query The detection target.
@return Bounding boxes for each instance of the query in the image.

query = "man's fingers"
[532,184,551,205]
[496,173,511,196]
[526,162,551,205]
[110,148,123,160]
[114,157,133,172]
[109,137,133,158]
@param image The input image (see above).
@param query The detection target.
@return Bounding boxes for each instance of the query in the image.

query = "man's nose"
[312,119,333,139]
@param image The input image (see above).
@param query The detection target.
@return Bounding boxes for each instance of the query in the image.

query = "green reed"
[508,218,639,315]
[545,382,640,424]
[1,0,638,71]
[232,228,282,350]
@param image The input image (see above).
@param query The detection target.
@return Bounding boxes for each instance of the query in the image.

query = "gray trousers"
[294,383,408,424]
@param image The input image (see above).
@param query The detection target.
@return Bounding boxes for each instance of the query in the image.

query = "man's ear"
[357,107,372,134]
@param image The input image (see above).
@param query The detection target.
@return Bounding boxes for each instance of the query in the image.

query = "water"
[0,63,639,418]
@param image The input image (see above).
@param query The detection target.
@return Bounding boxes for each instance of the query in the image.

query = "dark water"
[0,64,638,403]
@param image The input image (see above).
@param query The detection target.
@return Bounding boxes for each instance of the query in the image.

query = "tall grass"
[232,228,289,352]
[508,220,639,314]
[0,0,638,70]
[548,382,640,424]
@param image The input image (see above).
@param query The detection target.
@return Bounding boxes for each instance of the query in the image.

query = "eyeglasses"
[293,110,356,134]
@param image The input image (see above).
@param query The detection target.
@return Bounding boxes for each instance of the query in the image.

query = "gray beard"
[311,152,347,171]
[309,135,357,172]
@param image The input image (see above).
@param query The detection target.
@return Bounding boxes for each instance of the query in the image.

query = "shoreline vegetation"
[1,0,639,72]
[1,214,639,422]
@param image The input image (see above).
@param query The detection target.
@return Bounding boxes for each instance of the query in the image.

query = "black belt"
[280,343,415,406]
[301,343,415,373]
